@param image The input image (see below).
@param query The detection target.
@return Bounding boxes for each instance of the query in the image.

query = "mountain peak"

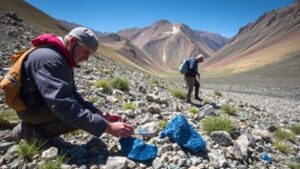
[153,19,171,26]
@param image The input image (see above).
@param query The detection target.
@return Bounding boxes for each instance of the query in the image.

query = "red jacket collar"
[31,33,76,68]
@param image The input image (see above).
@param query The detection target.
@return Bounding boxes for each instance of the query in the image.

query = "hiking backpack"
[0,47,39,111]
[178,59,190,74]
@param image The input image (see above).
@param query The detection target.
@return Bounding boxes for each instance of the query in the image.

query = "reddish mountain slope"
[203,2,300,76]
[118,20,228,70]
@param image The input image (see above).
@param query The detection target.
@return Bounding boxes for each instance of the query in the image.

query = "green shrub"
[122,102,136,110]
[287,161,300,169]
[202,116,236,134]
[273,140,291,154]
[41,155,66,169]
[213,91,222,96]
[289,124,300,135]
[17,140,42,160]
[94,79,111,93]
[171,89,186,100]
[159,120,167,129]
[188,107,199,114]
[273,129,295,141]
[109,77,129,91]
[221,104,237,115]
[0,109,17,128]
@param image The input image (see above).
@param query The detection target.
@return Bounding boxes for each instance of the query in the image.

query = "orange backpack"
[0,47,39,111]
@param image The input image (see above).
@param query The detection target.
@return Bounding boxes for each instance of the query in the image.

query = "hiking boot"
[186,100,193,104]
[195,97,203,101]
[48,136,73,148]
[2,123,48,144]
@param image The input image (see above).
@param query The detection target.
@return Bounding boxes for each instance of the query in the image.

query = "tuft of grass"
[203,99,210,105]
[273,129,295,141]
[109,77,129,91]
[171,89,186,100]
[188,107,199,114]
[287,161,300,169]
[88,97,105,106]
[88,96,98,103]
[213,91,222,96]
[94,79,112,93]
[66,130,84,137]
[159,120,167,129]
[41,154,66,169]
[0,109,17,128]
[221,104,237,115]
[202,116,236,134]
[122,102,136,110]
[17,140,42,160]
[289,124,300,135]
[101,69,111,74]
[273,140,291,154]
[151,79,159,87]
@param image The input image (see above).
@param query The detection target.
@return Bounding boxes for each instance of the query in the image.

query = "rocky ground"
[201,83,300,128]
[0,12,300,169]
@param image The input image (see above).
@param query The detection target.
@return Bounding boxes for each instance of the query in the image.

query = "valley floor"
[172,75,300,124]
[201,54,300,101]
[200,80,300,124]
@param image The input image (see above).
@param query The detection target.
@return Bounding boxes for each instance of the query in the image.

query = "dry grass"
[0,109,18,128]
[109,77,129,91]
[188,107,199,114]
[94,79,112,93]
[273,140,291,154]
[202,116,236,134]
[289,124,300,135]
[287,161,300,169]
[273,129,295,141]
[171,89,186,100]
[159,120,168,129]
[213,91,222,96]
[41,154,67,169]
[122,102,136,110]
[17,140,42,161]
[221,104,237,115]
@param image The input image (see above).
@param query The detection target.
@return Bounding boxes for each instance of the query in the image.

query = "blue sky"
[26,0,293,38]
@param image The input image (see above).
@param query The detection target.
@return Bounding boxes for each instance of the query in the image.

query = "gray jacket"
[20,46,108,136]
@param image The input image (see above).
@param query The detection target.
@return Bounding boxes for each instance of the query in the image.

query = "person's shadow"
[190,102,203,108]
[56,137,110,167]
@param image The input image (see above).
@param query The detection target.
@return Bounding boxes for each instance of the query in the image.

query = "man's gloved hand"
[98,112,123,122]
[104,113,123,122]
[106,122,134,138]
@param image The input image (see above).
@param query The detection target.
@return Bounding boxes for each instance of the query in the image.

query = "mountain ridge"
[203,2,300,77]
[118,19,229,70]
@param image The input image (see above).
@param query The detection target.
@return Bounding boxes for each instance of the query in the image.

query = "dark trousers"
[185,76,200,101]
[16,104,77,139]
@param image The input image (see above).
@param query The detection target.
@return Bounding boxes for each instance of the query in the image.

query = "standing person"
[184,54,204,103]
[1,27,134,144]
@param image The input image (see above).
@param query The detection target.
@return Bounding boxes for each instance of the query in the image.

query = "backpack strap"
[0,46,46,111]
[9,47,38,87]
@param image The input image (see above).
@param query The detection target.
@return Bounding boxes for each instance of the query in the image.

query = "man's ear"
[68,36,78,51]
[70,36,77,45]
